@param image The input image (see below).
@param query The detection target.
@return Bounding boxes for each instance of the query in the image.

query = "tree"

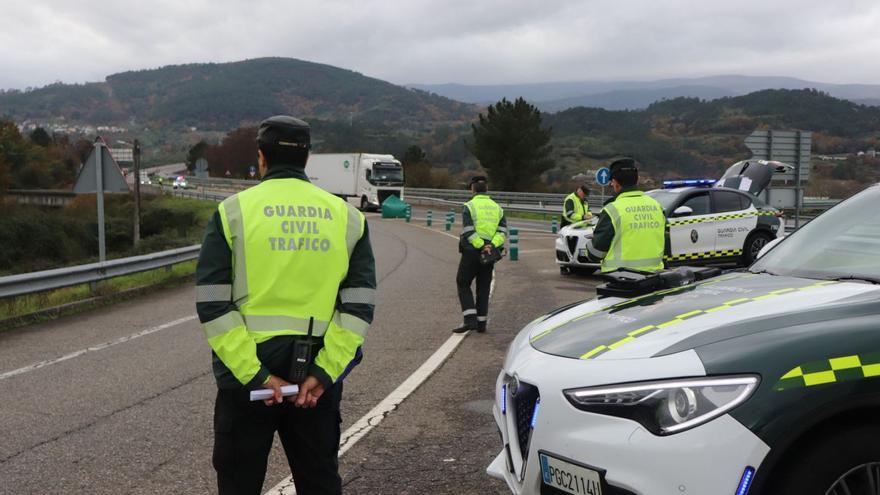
[470,97,554,191]
[29,127,51,147]
[186,140,209,172]
[401,145,433,187]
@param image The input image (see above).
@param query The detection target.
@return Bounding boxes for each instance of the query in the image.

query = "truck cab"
[360,154,405,211]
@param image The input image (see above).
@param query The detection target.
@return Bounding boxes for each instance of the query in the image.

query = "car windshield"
[646,190,680,214]
[750,185,880,280]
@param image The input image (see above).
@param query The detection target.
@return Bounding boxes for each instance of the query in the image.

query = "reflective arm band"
[339,287,377,305]
[202,311,264,386]
[585,239,607,258]
[313,311,370,383]
[462,226,476,234]
[492,233,505,248]
[196,284,232,303]
[468,233,485,249]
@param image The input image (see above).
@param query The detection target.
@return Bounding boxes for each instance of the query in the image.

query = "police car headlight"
[564,376,759,435]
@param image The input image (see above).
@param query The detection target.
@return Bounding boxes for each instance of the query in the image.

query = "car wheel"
[743,231,774,265]
[360,196,369,212]
[770,424,880,495]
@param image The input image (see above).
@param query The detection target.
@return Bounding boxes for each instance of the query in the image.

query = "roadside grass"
[0,260,196,322]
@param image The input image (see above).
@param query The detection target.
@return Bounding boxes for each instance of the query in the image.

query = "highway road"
[0,211,601,494]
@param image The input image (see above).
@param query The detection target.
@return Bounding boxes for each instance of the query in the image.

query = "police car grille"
[512,382,540,461]
[566,236,578,254]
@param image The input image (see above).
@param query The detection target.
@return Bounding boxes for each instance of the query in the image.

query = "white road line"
[264,332,470,495]
[0,315,197,381]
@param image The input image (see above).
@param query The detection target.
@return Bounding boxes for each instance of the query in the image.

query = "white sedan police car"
[492,183,880,495]
[556,162,785,273]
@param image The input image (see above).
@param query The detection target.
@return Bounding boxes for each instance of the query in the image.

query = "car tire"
[770,424,880,495]
[742,231,774,265]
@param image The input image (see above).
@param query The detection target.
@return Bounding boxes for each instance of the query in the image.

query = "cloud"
[0,0,878,89]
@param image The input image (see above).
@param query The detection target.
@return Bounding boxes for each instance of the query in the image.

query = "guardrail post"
[509,228,519,261]
[89,281,99,295]
[427,210,432,227]
[551,218,558,234]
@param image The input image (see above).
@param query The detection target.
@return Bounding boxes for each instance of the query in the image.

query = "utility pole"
[133,139,141,247]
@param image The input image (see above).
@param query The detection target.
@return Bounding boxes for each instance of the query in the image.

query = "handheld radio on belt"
[289,317,316,384]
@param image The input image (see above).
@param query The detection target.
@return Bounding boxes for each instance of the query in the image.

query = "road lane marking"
[0,315,197,381]
[264,332,470,495]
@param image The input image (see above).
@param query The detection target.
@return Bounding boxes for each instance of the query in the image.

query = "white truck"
[305,153,405,211]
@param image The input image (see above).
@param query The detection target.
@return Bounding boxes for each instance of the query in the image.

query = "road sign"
[108,148,134,163]
[195,158,209,179]
[73,138,130,263]
[744,129,812,227]
[744,130,811,182]
[74,140,130,194]
[596,167,611,186]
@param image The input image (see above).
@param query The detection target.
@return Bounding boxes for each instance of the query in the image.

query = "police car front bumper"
[487,332,770,495]
[555,235,600,269]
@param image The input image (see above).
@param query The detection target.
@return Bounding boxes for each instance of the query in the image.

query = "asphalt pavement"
[0,210,600,495]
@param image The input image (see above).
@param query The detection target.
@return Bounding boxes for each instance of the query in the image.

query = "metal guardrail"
[0,246,201,299]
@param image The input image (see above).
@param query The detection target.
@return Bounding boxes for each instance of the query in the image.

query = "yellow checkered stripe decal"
[775,352,880,391]
[529,274,746,343]
[668,210,775,226]
[580,280,838,360]
[665,249,743,262]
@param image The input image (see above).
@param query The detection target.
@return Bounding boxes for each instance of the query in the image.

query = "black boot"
[453,315,478,333]
[477,321,487,333]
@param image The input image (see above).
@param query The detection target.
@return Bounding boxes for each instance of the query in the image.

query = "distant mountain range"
[0,58,478,131]
[409,75,880,111]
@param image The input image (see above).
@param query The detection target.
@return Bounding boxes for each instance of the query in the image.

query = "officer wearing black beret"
[196,115,377,494]
[453,175,508,333]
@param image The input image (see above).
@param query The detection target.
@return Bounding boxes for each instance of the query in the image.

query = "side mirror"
[365,170,371,179]
[673,205,694,217]
[757,237,783,260]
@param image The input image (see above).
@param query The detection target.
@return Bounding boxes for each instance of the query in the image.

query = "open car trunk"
[715,159,793,196]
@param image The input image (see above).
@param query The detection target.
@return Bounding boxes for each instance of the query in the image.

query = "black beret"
[609,157,638,178]
[257,115,310,149]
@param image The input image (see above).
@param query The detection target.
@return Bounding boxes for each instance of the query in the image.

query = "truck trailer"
[305,153,404,211]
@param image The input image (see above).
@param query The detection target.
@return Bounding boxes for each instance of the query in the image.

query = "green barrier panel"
[381,195,410,219]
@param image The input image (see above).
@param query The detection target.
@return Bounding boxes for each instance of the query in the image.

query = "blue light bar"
[501,385,507,414]
[530,398,541,429]
[662,179,717,189]
[735,466,756,495]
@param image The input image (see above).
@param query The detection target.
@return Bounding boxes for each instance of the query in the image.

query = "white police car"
[493,183,880,495]
[555,161,785,274]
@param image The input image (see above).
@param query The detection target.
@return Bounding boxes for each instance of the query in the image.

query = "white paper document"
[249,384,300,401]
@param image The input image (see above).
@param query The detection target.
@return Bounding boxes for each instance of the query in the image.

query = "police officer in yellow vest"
[453,176,507,333]
[584,158,666,272]
[561,185,592,228]
[196,116,376,495]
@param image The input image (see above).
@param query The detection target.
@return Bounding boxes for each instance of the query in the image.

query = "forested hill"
[544,89,880,179]
[0,58,478,131]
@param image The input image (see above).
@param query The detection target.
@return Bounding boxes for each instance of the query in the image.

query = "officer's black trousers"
[213,383,343,495]
[456,251,494,326]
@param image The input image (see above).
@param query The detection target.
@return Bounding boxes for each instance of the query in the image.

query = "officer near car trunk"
[561,184,592,228]
[453,176,508,333]
[195,116,376,495]
[584,158,666,272]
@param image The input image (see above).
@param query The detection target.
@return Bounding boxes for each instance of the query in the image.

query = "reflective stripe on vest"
[600,191,665,273]
[218,179,364,337]
[465,195,503,242]
[564,192,586,223]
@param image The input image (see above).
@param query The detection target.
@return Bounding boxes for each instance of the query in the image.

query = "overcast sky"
[1,0,879,90]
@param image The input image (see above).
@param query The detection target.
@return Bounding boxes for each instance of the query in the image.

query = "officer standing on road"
[195,116,376,495]
[584,158,666,272]
[561,185,592,227]
[453,176,507,333]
